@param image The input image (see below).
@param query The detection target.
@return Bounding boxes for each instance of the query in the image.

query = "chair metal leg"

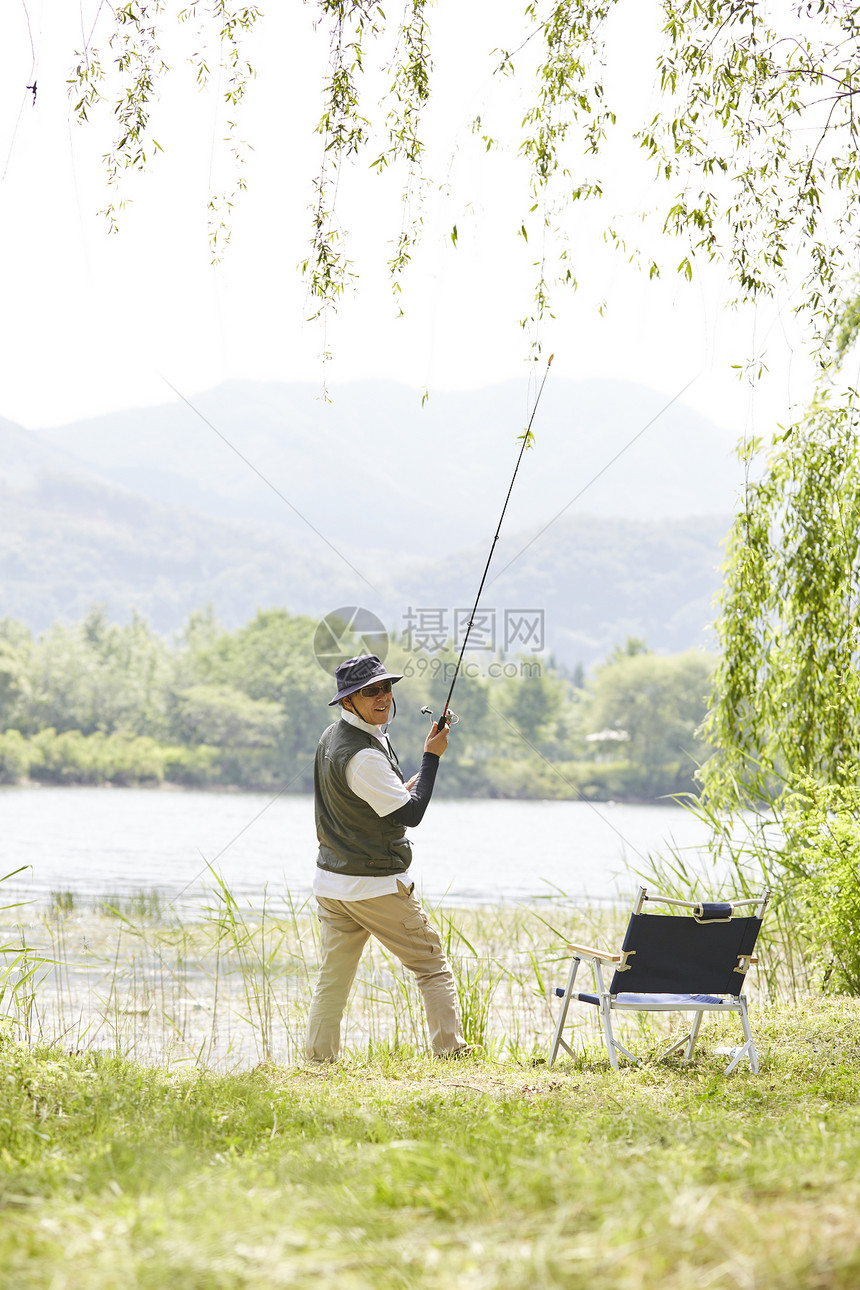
[662,1033,691,1059]
[591,961,634,1068]
[685,1011,704,1060]
[598,994,619,1069]
[660,1012,702,1062]
[549,956,581,1066]
[725,996,759,1074]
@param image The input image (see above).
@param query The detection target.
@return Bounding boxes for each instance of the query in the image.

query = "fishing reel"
[420,705,459,728]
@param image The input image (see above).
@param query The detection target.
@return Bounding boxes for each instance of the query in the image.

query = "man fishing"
[306,653,469,1061]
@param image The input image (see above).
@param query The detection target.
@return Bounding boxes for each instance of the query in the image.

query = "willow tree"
[700,376,860,807]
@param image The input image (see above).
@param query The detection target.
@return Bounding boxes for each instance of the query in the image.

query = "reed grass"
[1,867,786,1074]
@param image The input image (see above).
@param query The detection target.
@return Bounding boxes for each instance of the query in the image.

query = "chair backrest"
[608,891,766,996]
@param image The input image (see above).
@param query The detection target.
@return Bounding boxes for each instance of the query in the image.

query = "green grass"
[0,880,849,1285]
[2,998,860,1288]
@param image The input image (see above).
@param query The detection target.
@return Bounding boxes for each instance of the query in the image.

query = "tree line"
[0,608,714,800]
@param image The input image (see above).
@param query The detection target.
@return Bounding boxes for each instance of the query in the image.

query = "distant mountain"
[0,416,111,492]
[0,476,377,635]
[32,378,745,559]
[0,404,729,664]
[394,514,728,663]
[0,416,381,630]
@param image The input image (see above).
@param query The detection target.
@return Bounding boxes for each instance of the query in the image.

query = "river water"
[0,785,718,911]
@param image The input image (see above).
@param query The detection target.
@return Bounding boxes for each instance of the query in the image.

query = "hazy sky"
[1,1,819,432]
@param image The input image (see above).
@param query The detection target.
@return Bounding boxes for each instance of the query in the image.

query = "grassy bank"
[2,999,859,1289]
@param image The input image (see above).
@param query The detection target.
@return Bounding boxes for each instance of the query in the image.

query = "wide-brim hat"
[328,654,404,705]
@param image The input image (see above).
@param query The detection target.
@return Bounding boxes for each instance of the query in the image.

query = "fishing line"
[1,0,40,187]
[488,370,701,588]
[98,764,319,1034]
[430,353,559,732]
[163,760,316,912]
[157,373,377,592]
[487,700,651,865]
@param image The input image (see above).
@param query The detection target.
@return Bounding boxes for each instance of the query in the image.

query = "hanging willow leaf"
[62,3,860,350]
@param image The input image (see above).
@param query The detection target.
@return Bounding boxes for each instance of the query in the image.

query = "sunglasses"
[357,680,393,698]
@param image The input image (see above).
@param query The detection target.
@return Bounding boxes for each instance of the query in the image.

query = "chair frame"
[549,886,770,1074]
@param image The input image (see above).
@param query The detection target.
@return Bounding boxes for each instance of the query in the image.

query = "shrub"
[0,730,31,784]
[105,735,166,785]
[162,744,223,787]
[27,730,166,786]
[29,729,98,784]
[781,781,860,995]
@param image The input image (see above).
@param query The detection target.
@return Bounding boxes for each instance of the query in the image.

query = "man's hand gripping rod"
[422,354,554,731]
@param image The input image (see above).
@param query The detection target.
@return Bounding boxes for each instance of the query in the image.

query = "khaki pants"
[306,881,466,1060]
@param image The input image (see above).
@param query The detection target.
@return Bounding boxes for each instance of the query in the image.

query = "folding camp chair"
[550,886,770,1073]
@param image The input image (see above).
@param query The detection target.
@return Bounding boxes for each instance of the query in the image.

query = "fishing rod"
[423,353,554,732]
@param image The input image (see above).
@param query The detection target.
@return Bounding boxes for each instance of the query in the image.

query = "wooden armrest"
[566,942,622,962]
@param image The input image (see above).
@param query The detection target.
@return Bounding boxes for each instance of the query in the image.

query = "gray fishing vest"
[314,719,413,877]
